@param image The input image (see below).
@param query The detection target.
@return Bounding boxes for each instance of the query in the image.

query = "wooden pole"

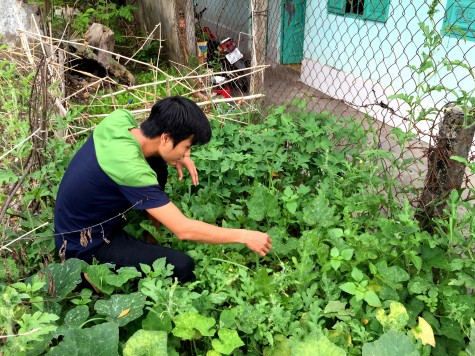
[250,0,268,98]
[418,104,475,231]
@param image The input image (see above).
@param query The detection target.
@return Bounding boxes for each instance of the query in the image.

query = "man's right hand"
[241,230,272,257]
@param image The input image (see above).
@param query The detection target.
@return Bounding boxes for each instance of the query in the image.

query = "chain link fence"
[195,0,475,218]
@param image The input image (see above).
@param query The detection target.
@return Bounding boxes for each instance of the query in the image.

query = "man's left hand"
[175,156,199,185]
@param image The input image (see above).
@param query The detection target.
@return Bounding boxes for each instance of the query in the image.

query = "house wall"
[301,0,475,141]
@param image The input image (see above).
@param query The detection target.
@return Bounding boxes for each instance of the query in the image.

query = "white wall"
[300,0,475,142]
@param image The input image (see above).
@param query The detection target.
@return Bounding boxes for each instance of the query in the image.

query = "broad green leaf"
[37,258,83,300]
[327,228,344,239]
[211,328,245,355]
[219,308,238,328]
[364,291,382,307]
[291,333,346,355]
[330,259,341,271]
[94,292,146,327]
[85,264,115,295]
[123,329,168,356]
[263,334,291,356]
[410,317,435,347]
[407,276,433,294]
[323,301,355,321]
[339,282,358,295]
[48,322,119,356]
[375,302,409,331]
[330,247,339,257]
[105,266,141,288]
[236,305,266,334]
[142,307,173,332]
[351,267,364,282]
[340,248,353,260]
[362,331,419,356]
[247,184,281,222]
[375,261,410,289]
[302,196,335,227]
[64,305,90,326]
[172,312,216,340]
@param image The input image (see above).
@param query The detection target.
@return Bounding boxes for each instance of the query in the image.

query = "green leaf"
[64,305,90,326]
[236,305,266,334]
[362,331,419,356]
[16,311,59,345]
[375,302,409,331]
[219,308,238,329]
[211,328,245,355]
[105,267,141,288]
[302,196,336,227]
[291,333,346,355]
[323,301,355,321]
[48,322,119,356]
[142,307,173,333]
[408,276,433,294]
[263,334,291,355]
[247,184,281,222]
[330,259,341,271]
[94,292,146,327]
[340,249,353,260]
[37,258,83,300]
[351,268,365,282]
[85,264,115,295]
[375,261,410,289]
[172,312,216,340]
[364,290,382,307]
[123,329,168,356]
[339,282,358,295]
[330,247,339,257]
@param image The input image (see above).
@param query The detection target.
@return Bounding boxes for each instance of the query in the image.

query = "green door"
[281,0,306,64]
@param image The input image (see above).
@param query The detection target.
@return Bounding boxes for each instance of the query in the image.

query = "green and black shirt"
[54,109,170,260]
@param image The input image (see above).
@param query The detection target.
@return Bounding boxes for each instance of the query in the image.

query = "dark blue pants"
[94,229,195,283]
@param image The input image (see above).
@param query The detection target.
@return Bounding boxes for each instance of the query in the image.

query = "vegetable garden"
[1,1,475,355]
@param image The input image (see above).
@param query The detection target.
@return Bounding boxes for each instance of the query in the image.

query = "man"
[54,96,272,283]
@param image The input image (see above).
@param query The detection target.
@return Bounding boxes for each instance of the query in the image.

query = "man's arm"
[146,202,272,256]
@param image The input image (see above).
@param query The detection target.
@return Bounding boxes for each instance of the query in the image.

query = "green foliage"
[1,86,474,354]
[49,322,120,355]
[68,1,137,44]
[362,331,419,356]
[123,329,168,356]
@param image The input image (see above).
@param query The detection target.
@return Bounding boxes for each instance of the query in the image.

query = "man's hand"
[242,231,272,257]
[175,156,199,185]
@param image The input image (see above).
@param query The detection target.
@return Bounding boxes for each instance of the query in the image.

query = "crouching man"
[54,96,272,283]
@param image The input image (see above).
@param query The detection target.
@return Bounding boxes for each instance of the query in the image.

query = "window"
[327,0,390,23]
[443,0,475,42]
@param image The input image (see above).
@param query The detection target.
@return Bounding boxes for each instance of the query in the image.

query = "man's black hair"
[140,96,211,146]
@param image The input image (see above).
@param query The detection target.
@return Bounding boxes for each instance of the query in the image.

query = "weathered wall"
[134,0,195,63]
[0,0,40,46]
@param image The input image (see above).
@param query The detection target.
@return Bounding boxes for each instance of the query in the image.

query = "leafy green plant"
[72,0,137,43]
[1,79,474,355]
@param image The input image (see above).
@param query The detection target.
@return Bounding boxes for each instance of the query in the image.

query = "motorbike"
[195,5,250,93]
[206,34,250,93]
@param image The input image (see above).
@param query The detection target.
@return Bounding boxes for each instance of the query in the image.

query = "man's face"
[160,135,193,166]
